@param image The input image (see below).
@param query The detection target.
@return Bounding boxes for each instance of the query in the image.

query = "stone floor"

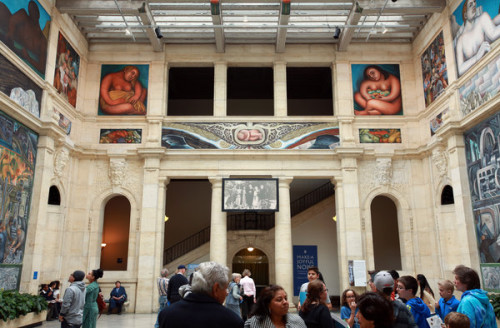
[41,313,157,328]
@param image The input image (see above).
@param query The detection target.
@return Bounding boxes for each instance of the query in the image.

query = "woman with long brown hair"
[298,280,334,328]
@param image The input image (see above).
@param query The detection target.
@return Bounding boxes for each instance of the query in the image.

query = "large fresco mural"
[459,54,500,117]
[0,53,42,118]
[464,112,500,291]
[54,32,80,107]
[0,0,51,78]
[0,110,38,290]
[451,0,500,78]
[421,31,448,107]
[352,64,403,115]
[98,64,149,115]
[162,123,339,150]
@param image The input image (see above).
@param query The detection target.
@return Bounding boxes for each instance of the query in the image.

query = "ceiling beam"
[210,0,225,53]
[138,2,163,52]
[337,1,363,52]
[276,0,290,53]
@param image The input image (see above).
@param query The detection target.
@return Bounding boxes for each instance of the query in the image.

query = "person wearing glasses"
[299,280,334,328]
[397,276,431,328]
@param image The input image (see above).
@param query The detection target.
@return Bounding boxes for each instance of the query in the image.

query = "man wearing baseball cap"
[374,271,418,328]
[167,264,189,304]
[59,270,86,328]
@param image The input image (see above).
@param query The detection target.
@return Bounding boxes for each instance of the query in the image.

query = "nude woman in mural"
[354,65,402,115]
[455,0,500,76]
[236,129,263,141]
[5,1,47,74]
[99,66,147,115]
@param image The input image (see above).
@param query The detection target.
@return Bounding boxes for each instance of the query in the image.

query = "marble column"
[209,177,227,265]
[136,156,163,313]
[214,62,227,117]
[275,177,293,301]
[274,61,287,117]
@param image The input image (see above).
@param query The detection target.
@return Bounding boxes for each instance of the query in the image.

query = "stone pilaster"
[214,62,227,117]
[274,61,287,117]
[209,177,227,265]
[275,177,293,301]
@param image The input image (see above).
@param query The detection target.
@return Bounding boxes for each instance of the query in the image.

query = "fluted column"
[209,177,227,265]
[275,177,293,301]
[274,61,287,117]
[214,62,227,117]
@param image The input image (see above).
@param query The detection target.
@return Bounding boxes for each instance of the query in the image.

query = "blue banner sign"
[293,245,318,296]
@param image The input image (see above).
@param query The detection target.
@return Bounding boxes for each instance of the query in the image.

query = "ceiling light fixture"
[247,247,254,252]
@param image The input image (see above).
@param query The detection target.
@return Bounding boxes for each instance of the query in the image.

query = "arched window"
[100,196,131,270]
[48,186,61,205]
[441,185,454,205]
[370,196,402,270]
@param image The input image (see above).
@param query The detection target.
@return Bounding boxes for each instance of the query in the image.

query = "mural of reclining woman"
[99,65,148,115]
[353,65,402,115]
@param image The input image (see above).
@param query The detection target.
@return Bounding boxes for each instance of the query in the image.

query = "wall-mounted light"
[333,27,341,39]
[155,26,163,39]
[164,215,169,222]
[247,247,254,252]
[332,215,337,222]
[101,243,107,248]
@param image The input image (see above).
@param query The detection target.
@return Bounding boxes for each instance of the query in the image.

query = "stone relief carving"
[109,159,127,186]
[54,148,69,178]
[432,149,448,178]
[375,158,392,185]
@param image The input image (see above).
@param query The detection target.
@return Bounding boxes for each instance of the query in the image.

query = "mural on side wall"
[459,54,500,116]
[0,0,50,78]
[53,32,80,107]
[451,0,500,78]
[162,123,339,150]
[99,129,142,144]
[0,53,42,118]
[352,64,403,115]
[98,64,149,116]
[430,108,449,136]
[0,110,38,291]
[464,112,500,291]
[359,129,401,144]
[421,31,448,107]
[53,109,71,135]
[481,264,500,292]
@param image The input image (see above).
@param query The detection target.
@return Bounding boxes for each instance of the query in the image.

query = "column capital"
[277,177,293,188]
[331,177,342,186]
[209,176,224,187]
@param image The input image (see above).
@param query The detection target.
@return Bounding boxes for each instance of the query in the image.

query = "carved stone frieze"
[432,148,448,178]
[109,159,127,187]
[375,158,392,186]
[53,148,69,178]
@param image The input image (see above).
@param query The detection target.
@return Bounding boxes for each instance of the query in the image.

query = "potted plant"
[0,289,48,327]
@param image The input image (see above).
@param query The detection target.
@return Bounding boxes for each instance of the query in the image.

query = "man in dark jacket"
[167,264,189,304]
[59,270,86,328]
[159,261,244,328]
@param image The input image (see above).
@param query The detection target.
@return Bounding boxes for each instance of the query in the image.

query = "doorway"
[232,248,269,296]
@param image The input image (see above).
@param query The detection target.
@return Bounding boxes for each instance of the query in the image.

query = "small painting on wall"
[352,64,403,115]
[53,32,80,107]
[99,129,142,144]
[98,64,149,115]
[222,178,278,212]
[421,31,448,107]
[359,129,401,143]
[430,108,449,136]
[0,0,51,78]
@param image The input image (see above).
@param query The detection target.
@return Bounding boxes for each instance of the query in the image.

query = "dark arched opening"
[441,185,454,205]
[48,186,61,205]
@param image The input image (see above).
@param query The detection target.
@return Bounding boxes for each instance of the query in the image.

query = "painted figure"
[236,129,263,142]
[354,65,402,115]
[454,0,500,76]
[99,66,147,115]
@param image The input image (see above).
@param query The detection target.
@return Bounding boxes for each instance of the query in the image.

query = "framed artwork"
[98,64,149,115]
[53,32,80,107]
[359,129,401,143]
[222,178,279,212]
[421,31,448,107]
[352,64,403,115]
[99,129,142,144]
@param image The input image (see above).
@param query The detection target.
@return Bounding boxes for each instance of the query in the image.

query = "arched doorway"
[232,248,269,296]
[370,195,402,270]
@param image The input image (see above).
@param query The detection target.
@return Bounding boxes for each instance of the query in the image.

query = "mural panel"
[162,123,339,150]
[352,64,403,115]
[451,0,500,78]
[54,109,71,135]
[459,54,500,117]
[0,0,50,78]
[53,32,80,107]
[0,110,38,290]
[421,31,448,107]
[430,108,449,136]
[0,53,42,118]
[359,129,401,143]
[98,64,149,115]
[99,129,142,144]
[464,112,500,291]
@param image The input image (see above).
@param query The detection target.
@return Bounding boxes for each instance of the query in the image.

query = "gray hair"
[191,262,229,295]
[160,268,169,277]
[242,269,251,277]
[232,273,241,281]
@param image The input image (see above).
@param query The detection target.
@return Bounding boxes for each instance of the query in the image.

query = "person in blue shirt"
[108,281,127,314]
[435,279,460,321]
[453,265,496,328]
[340,288,359,328]
[397,276,431,328]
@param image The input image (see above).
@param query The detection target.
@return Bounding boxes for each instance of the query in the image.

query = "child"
[444,312,469,328]
[397,276,431,328]
[435,280,460,320]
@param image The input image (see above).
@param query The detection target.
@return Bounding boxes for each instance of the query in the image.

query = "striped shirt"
[157,277,169,296]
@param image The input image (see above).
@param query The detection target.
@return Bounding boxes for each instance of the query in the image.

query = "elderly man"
[155,268,169,328]
[159,261,244,328]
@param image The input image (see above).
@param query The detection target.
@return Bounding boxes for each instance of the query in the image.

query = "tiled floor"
[41,313,157,328]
